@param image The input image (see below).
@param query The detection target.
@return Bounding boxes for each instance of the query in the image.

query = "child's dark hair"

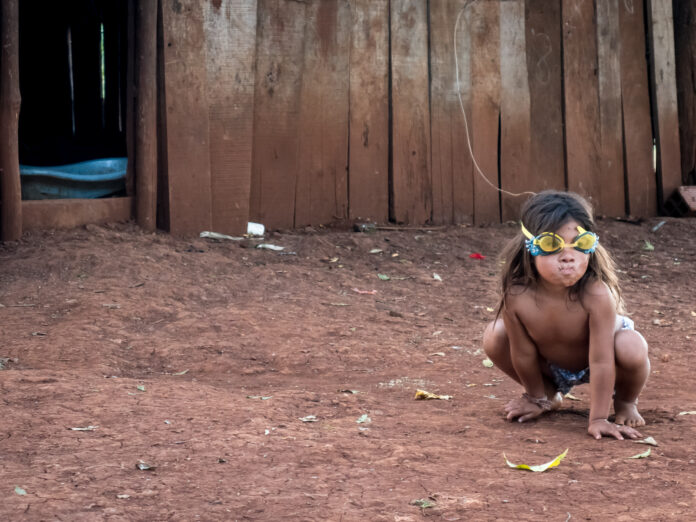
[496,190,624,316]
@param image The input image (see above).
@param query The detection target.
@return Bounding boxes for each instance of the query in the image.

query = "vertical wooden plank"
[156,0,170,230]
[0,0,22,240]
[390,0,431,224]
[134,0,158,231]
[161,0,212,235]
[500,0,531,221]
[647,0,682,205]
[295,0,350,227]
[674,0,696,185]
[526,0,565,194]
[250,0,306,229]
[596,0,625,216]
[348,0,389,223]
[563,0,600,208]
[204,0,257,235]
[126,0,136,198]
[470,1,500,224]
[619,0,656,216]
[430,0,474,225]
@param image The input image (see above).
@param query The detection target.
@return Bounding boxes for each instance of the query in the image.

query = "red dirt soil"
[1,217,695,521]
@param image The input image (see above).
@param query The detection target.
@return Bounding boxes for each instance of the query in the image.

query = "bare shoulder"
[504,284,534,313]
[581,279,616,313]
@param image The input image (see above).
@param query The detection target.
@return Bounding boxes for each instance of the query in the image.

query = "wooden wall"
[156,0,681,234]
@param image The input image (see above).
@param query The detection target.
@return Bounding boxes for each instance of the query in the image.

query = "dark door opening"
[18,0,128,199]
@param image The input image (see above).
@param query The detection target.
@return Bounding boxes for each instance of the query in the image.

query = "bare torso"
[510,284,619,372]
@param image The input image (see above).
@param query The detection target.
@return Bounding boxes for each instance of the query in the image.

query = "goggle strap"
[520,222,535,240]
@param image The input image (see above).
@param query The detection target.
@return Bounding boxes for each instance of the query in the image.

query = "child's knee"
[614,329,649,369]
[483,319,507,357]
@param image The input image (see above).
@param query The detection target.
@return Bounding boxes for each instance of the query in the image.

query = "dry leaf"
[628,448,651,459]
[415,389,452,400]
[504,449,568,472]
[635,436,658,447]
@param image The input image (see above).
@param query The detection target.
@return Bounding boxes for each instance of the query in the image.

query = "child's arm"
[585,284,638,440]
[502,302,546,401]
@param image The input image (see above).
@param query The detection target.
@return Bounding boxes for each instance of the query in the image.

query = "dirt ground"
[1,216,695,521]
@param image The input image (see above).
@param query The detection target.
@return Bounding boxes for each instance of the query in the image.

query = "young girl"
[483,191,650,440]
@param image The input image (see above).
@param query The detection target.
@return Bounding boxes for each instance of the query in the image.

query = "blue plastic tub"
[20,157,127,200]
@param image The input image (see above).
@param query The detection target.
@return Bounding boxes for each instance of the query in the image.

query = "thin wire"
[454,2,536,198]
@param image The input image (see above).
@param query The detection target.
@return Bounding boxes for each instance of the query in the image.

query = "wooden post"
[135,0,158,231]
[390,0,431,224]
[0,0,22,241]
[204,0,257,235]
[673,0,696,185]
[162,0,213,235]
[647,0,682,208]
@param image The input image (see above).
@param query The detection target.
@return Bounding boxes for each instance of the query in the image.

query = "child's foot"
[614,398,645,427]
[504,392,563,422]
[550,391,564,410]
[541,377,564,410]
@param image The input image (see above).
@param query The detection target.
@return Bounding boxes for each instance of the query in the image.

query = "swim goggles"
[521,223,598,256]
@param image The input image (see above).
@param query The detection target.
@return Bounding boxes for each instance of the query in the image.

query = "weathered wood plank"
[126,0,135,197]
[430,0,474,224]
[390,0,431,224]
[647,0,683,205]
[134,0,158,231]
[348,0,389,223]
[161,0,212,235]
[250,0,307,229]
[500,0,531,221]
[596,0,625,216]
[0,0,22,240]
[156,1,170,229]
[674,0,696,185]
[525,0,565,194]
[470,1,500,224]
[562,0,600,209]
[295,0,350,227]
[22,197,132,231]
[619,0,656,216]
[204,0,257,234]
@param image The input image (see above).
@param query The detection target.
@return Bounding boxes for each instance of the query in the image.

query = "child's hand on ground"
[587,419,642,440]
[504,396,545,422]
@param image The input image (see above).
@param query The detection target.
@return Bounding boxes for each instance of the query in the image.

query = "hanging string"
[453,2,536,198]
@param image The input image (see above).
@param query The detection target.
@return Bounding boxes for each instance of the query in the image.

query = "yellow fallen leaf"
[414,389,452,400]
[504,448,568,472]
[628,448,651,459]
[564,393,581,401]
[482,358,494,368]
[635,436,658,446]
[678,411,696,416]
[691,311,696,317]
[485,307,494,312]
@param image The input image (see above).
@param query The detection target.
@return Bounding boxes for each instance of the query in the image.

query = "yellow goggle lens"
[536,233,563,252]
[573,232,596,250]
